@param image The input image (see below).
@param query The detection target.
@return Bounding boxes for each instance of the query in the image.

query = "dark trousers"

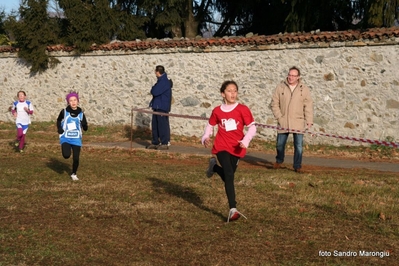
[61,143,81,174]
[151,110,170,145]
[214,151,240,209]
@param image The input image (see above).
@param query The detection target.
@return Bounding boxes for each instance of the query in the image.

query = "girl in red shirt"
[202,80,256,222]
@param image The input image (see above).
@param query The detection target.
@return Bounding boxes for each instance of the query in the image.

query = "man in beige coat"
[271,66,314,173]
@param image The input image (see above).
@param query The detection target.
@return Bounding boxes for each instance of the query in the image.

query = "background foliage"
[0,0,398,72]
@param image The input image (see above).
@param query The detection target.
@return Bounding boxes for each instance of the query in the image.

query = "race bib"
[67,122,77,130]
[225,119,237,131]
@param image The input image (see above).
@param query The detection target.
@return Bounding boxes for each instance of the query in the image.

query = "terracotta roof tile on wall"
[0,27,398,54]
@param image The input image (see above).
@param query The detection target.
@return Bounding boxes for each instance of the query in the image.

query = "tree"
[139,0,202,38]
[0,8,12,45]
[283,0,399,31]
[246,0,290,35]
[57,0,148,51]
[221,0,291,36]
[213,0,251,36]
[110,0,148,41]
[10,0,60,73]
[113,0,214,39]
[282,0,356,32]
[0,8,5,35]
[58,0,116,52]
[3,0,397,74]
[366,0,399,27]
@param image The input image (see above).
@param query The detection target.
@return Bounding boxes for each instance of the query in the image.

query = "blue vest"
[59,109,83,146]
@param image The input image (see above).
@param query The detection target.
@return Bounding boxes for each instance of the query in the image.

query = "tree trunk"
[185,12,198,38]
[184,0,198,38]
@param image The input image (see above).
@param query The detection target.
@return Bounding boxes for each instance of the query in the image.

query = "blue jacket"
[149,73,172,112]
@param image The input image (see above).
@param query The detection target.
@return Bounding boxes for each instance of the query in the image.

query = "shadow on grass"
[148,177,226,221]
[133,139,151,147]
[123,125,152,141]
[8,140,25,152]
[46,157,71,175]
[8,141,17,150]
[242,154,274,168]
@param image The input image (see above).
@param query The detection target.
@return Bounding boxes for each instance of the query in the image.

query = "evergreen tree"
[2,0,397,74]
[215,0,290,36]
[11,0,60,73]
[59,0,147,51]
[0,9,11,45]
[58,0,111,52]
[110,0,148,41]
[283,0,355,32]
[213,0,250,36]
[140,0,189,38]
[247,0,290,35]
[367,0,399,27]
[0,9,5,35]
[129,0,212,38]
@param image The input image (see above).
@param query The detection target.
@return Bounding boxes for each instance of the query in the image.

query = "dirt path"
[87,141,399,173]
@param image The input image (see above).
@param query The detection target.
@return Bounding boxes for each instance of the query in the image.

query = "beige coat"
[271,79,313,134]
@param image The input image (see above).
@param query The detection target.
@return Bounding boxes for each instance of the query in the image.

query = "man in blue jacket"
[147,65,172,150]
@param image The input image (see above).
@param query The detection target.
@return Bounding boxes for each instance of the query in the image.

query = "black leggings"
[214,151,240,209]
[61,143,81,174]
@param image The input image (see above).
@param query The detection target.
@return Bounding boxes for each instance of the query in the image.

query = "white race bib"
[67,122,77,130]
[225,119,237,131]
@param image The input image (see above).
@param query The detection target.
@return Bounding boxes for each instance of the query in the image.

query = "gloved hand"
[58,128,64,134]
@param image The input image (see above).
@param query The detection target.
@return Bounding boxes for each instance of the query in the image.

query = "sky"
[0,0,21,14]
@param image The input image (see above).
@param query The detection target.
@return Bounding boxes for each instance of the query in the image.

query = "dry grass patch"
[0,122,398,265]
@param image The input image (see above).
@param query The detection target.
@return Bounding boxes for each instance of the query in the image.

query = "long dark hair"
[220,80,238,93]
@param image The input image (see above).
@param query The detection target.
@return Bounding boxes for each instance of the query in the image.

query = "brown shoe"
[273,162,282,169]
[294,168,303,173]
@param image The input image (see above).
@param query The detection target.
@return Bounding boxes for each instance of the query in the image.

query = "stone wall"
[1,41,398,146]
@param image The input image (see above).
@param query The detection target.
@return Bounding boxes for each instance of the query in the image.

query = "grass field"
[0,122,398,265]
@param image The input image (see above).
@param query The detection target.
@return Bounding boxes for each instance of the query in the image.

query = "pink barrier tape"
[132,107,208,121]
[131,107,399,148]
[254,123,399,148]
